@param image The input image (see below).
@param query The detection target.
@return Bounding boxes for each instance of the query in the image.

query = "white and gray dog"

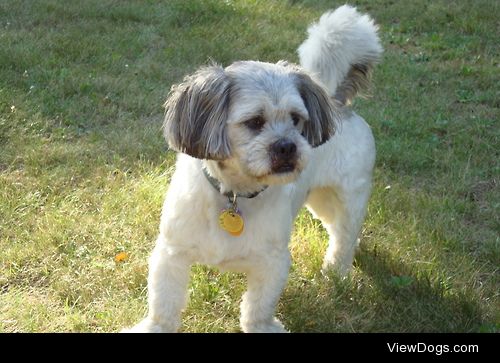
[126,5,382,333]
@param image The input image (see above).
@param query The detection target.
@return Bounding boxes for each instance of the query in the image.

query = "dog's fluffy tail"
[298,5,383,105]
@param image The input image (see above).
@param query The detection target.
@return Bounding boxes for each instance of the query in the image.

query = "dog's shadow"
[279,244,486,332]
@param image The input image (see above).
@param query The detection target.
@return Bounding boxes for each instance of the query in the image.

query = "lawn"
[0,0,498,332]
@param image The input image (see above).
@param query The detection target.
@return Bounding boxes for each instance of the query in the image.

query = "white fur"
[124,6,381,333]
[299,4,383,96]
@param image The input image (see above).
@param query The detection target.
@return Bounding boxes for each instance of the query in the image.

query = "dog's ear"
[293,71,337,147]
[163,65,232,160]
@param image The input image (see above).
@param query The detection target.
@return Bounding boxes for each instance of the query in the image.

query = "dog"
[125,5,382,333]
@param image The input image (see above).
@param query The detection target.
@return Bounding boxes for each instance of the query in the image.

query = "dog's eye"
[291,113,301,126]
[245,116,266,131]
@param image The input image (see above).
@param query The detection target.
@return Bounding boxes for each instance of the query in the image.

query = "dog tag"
[219,209,244,236]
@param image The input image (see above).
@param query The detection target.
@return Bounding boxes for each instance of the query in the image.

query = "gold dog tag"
[219,209,244,236]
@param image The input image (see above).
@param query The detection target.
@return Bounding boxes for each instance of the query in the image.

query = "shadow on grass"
[281,245,486,332]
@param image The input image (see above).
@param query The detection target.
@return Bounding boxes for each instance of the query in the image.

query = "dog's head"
[163,61,338,186]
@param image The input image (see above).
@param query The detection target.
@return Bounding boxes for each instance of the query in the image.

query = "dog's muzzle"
[270,139,297,173]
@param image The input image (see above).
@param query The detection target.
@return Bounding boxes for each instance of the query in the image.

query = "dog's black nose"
[271,139,297,158]
[270,139,297,173]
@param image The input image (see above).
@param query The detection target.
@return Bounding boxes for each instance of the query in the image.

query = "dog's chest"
[162,187,296,266]
[212,194,294,264]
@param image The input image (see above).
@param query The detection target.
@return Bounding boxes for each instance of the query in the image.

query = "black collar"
[202,167,268,199]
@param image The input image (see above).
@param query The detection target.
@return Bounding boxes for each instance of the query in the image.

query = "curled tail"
[298,5,383,105]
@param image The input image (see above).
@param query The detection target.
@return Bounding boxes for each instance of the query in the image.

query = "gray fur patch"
[163,65,232,160]
[334,60,377,106]
[293,71,338,147]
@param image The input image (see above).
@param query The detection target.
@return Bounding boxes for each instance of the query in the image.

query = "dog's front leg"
[240,250,291,333]
[125,238,191,333]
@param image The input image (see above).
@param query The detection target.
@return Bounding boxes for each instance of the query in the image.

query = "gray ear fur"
[293,71,338,147]
[163,65,232,160]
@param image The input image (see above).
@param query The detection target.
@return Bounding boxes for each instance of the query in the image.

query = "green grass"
[0,0,498,332]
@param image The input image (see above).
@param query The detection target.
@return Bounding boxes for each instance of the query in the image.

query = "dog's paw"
[121,318,178,333]
[321,258,353,278]
[242,318,289,333]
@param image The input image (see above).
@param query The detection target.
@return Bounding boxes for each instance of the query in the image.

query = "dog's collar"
[202,167,268,199]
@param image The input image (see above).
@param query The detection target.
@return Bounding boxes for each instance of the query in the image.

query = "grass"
[0,0,498,332]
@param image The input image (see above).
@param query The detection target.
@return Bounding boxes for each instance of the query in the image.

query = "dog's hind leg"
[305,183,371,276]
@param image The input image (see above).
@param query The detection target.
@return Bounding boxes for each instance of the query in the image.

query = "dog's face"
[163,61,337,186]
